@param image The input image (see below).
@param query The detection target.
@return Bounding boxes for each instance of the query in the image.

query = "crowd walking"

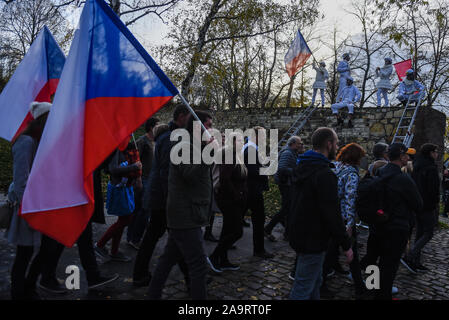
[1,99,446,301]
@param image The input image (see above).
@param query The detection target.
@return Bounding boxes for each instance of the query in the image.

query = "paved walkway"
[1,199,449,300]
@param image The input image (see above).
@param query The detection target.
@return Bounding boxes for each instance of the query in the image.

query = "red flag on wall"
[393,59,412,82]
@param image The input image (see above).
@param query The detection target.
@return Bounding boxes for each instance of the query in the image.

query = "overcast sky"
[126,0,361,55]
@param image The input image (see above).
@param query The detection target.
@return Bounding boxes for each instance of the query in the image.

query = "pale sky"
[130,0,361,55]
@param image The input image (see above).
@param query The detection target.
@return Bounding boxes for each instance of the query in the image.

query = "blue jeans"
[290,252,326,300]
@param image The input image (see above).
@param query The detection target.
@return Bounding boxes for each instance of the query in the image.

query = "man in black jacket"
[401,143,440,273]
[243,126,273,259]
[264,135,304,241]
[133,105,190,287]
[375,143,423,300]
[288,127,353,300]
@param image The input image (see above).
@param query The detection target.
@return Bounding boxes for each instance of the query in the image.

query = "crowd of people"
[2,100,445,301]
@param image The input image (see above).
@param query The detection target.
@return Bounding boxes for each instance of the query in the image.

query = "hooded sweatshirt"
[288,150,351,254]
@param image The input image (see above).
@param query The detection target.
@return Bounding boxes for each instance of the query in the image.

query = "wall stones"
[152,104,446,164]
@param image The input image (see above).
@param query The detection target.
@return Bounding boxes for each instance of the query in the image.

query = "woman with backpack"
[323,143,367,299]
[95,136,142,262]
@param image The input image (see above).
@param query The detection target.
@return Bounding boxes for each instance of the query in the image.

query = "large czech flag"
[20,0,178,247]
[0,26,65,142]
[284,29,312,78]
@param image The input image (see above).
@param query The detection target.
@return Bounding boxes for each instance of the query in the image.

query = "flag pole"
[178,93,212,139]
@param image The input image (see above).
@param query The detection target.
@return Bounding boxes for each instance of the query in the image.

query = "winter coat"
[274,146,299,186]
[243,142,269,195]
[216,163,248,207]
[334,162,360,229]
[337,60,351,79]
[166,140,213,229]
[378,163,423,232]
[288,150,351,254]
[136,135,154,180]
[339,85,361,103]
[376,65,393,90]
[312,65,329,89]
[398,79,425,96]
[143,121,177,212]
[411,155,440,212]
[6,135,41,246]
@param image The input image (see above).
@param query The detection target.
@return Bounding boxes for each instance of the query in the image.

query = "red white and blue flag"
[394,59,412,81]
[0,26,65,142]
[20,0,178,247]
[284,29,312,78]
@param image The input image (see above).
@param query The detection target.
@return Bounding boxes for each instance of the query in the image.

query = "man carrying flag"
[0,26,65,143]
[284,29,312,78]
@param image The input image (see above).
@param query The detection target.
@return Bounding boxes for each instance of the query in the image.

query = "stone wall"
[154,105,446,164]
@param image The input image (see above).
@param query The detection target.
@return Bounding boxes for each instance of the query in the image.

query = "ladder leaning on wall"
[391,94,423,147]
[278,104,317,151]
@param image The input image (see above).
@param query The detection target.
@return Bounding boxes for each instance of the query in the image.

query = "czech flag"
[20,0,178,247]
[284,29,312,78]
[0,26,65,142]
[394,59,412,82]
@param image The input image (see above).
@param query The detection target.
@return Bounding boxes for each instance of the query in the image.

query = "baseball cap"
[388,143,416,159]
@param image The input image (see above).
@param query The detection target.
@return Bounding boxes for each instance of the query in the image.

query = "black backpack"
[355,172,398,225]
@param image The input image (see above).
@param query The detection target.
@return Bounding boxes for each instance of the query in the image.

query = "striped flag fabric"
[394,59,412,81]
[20,0,178,247]
[0,26,65,142]
[284,29,312,78]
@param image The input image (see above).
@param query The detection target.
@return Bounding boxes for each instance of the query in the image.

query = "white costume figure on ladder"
[397,69,425,107]
[376,57,393,107]
[311,61,329,107]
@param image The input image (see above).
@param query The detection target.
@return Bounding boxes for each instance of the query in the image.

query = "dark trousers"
[247,191,266,254]
[27,235,65,288]
[348,230,365,295]
[11,235,63,299]
[265,185,289,234]
[322,231,364,294]
[133,209,188,280]
[407,212,436,264]
[127,179,148,244]
[147,228,208,300]
[77,221,101,284]
[41,221,101,286]
[375,228,409,300]
[204,213,216,237]
[360,225,381,270]
[211,200,244,261]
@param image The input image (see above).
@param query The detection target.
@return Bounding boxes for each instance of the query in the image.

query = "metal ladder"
[278,104,317,151]
[391,95,423,147]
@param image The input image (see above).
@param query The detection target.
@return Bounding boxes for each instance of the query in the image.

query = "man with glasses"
[401,143,440,273]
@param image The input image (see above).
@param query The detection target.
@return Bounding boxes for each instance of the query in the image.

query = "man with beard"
[288,127,353,300]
